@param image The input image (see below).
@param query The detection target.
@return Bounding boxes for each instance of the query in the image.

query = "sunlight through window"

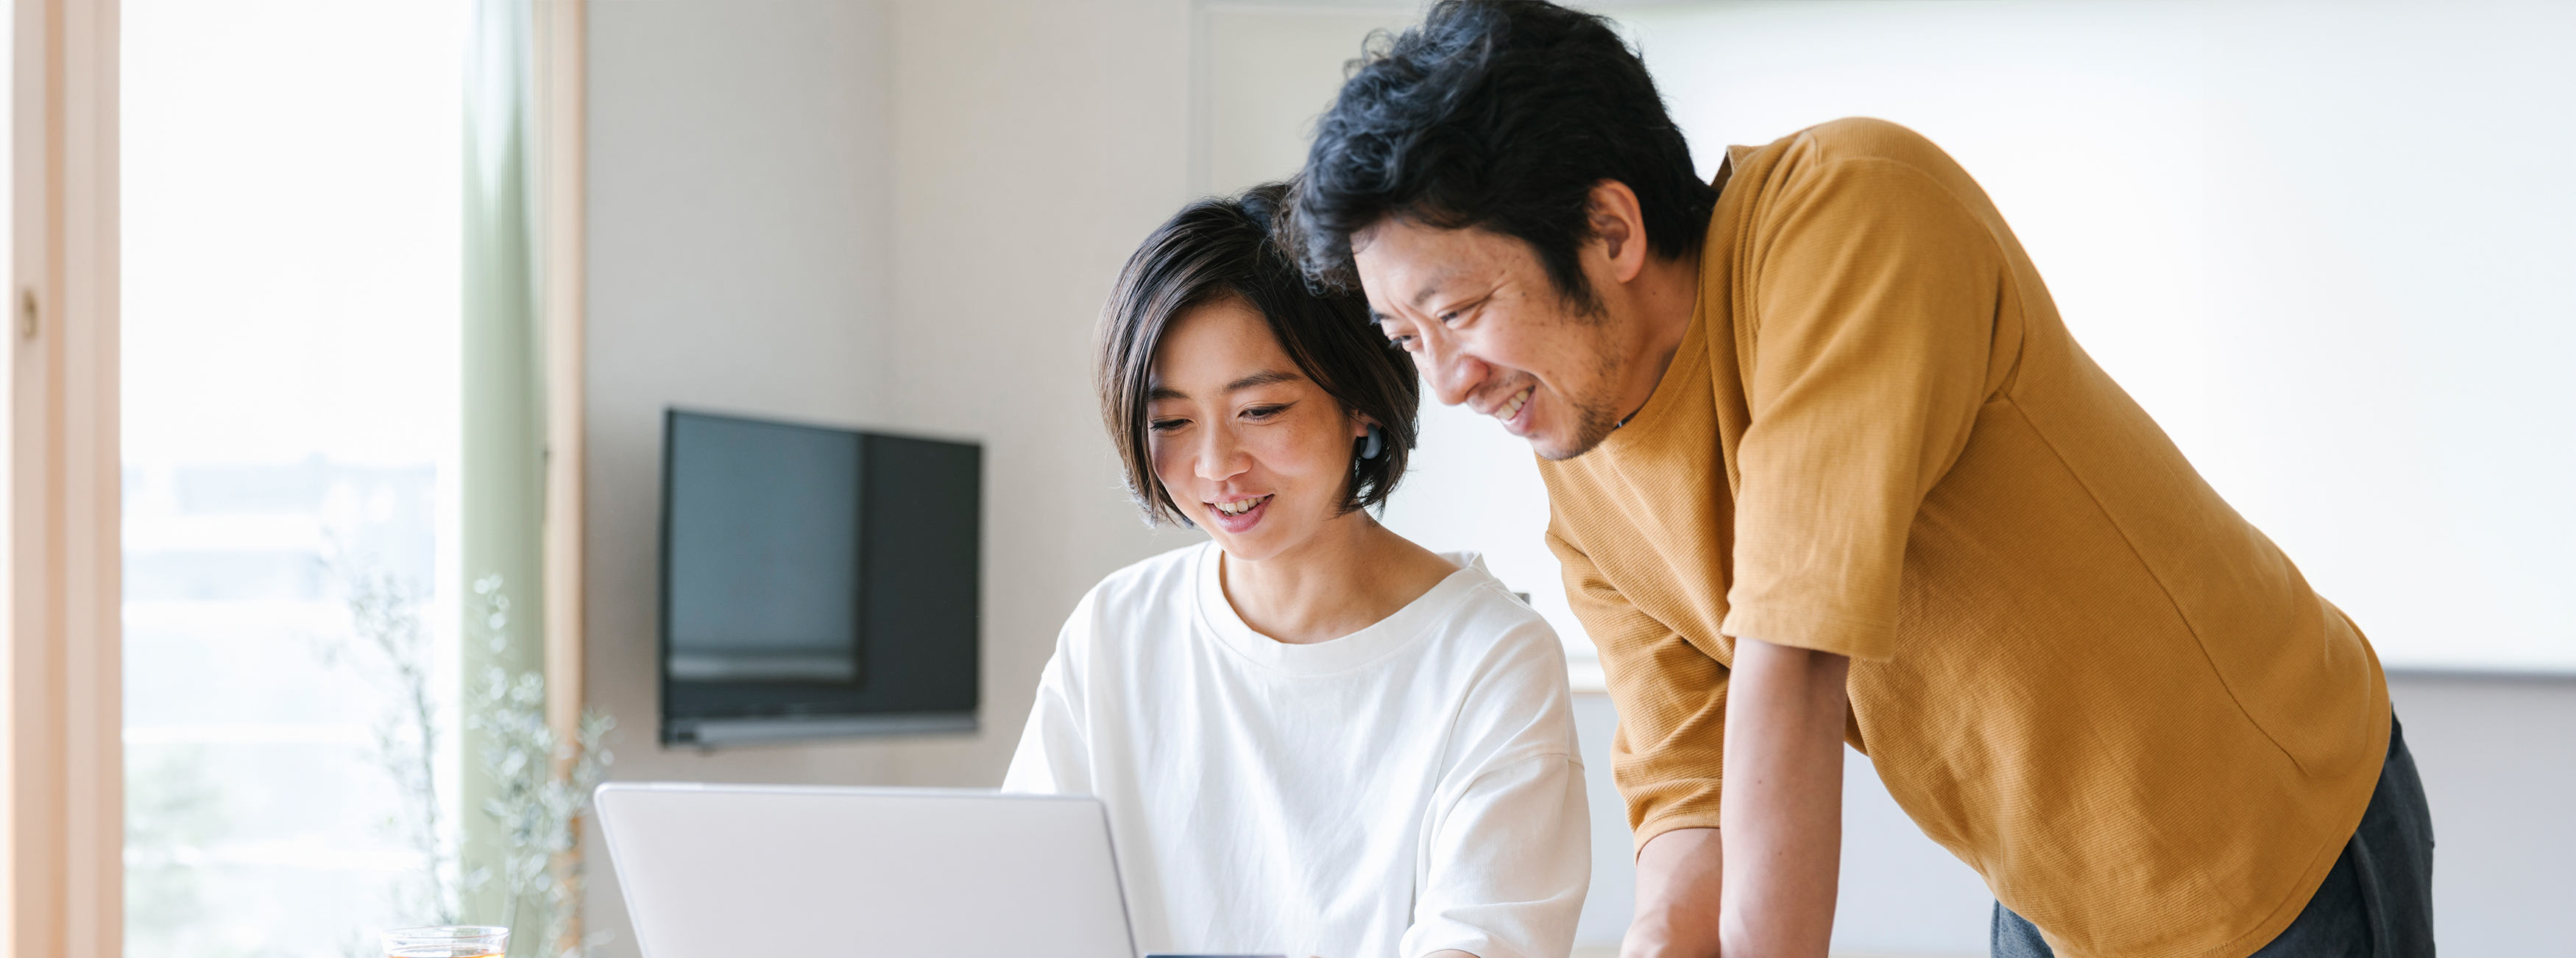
[123,3,467,954]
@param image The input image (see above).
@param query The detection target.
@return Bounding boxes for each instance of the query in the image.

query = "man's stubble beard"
[1532,331,1632,462]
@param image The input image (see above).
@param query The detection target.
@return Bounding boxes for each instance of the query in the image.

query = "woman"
[1004,183,1588,958]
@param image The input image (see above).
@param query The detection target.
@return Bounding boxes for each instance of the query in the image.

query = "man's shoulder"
[1754,116,1981,202]
[1777,116,1949,166]
[1797,115,1934,148]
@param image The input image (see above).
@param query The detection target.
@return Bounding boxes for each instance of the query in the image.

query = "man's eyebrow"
[1147,384,1186,401]
[1364,270,1465,325]
[1409,268,1465,309]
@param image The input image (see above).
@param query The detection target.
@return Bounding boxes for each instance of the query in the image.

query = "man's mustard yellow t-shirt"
[1538,118,2390,958]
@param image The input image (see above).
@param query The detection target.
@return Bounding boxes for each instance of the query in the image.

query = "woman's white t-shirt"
[1004,543,1589,958]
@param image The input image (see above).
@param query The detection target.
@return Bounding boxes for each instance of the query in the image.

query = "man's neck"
[1614,161,1731,425]
[1616,251,1702,425]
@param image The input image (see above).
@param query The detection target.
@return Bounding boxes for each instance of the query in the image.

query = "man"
[1288,3,2432,957]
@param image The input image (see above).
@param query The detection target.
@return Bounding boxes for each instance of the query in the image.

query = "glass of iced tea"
[382,926,509,957]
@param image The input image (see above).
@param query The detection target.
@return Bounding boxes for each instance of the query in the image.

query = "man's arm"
[1624,827,1724,957]
[1624,637,1849,958]
[1718,638,1849,956]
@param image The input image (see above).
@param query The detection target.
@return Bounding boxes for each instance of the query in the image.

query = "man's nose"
[1420,334,1486,407]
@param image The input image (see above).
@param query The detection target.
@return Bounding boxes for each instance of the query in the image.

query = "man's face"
[1354,219,1631,460]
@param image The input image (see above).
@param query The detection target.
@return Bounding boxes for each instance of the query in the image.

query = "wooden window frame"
[7,0,121,956]
[538,0,587,794]
[536,0,590,947]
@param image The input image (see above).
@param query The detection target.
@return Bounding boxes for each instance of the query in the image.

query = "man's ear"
[1588,180,1650,284]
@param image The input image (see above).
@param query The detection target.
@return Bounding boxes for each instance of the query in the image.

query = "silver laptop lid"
[596,783,1138,958]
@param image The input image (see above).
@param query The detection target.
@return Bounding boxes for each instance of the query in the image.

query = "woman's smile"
[1206,493,1273,532]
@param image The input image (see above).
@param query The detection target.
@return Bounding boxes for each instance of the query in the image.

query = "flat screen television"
[658,409,980,746]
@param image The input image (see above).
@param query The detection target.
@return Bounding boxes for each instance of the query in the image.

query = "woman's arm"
[999,598,1098,793]
[1405,753,1590,958]
[1405,605,1593,958]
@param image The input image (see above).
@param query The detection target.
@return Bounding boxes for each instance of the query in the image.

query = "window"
[122,3,467,954]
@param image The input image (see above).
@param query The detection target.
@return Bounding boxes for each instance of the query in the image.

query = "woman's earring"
[1360,423,1385,460]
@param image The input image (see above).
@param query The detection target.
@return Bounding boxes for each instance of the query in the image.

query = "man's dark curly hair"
[1293,0,1717,310]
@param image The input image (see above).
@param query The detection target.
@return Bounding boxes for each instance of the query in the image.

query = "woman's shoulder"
[1085,540,1206,602]
[1407,554,1582,760]
[1414,553,1571,672]
[1061,540,1211,642]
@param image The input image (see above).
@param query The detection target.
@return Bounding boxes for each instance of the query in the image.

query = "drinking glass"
[383,926,509,957]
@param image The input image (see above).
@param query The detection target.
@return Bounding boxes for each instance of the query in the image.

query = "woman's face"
[1147,296,1369,562]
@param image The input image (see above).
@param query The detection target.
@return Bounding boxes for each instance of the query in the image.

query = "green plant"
[319,557,464,928]
[124,748,229,951]
[319,562,615,958]
[469,574,615,958]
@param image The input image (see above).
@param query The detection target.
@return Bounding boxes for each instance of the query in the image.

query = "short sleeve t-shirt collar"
[1189,542,1491,677]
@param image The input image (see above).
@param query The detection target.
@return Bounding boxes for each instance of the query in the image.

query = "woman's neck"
[1220,512,1459,645]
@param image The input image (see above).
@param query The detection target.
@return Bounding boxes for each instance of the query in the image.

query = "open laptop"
[595,782,1284,958]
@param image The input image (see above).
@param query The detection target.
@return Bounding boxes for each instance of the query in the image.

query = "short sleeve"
[1402,607,1590,958]
[1548,526,1730,851]
[1001,597,1094,795]
[1721,152,2003,661]
[1402,755,1589,958]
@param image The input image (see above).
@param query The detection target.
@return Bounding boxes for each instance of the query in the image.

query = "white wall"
[881,0,1203,790]
[583,3,901,950]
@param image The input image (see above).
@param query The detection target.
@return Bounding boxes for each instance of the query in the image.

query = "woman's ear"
[1348,412,1385,460]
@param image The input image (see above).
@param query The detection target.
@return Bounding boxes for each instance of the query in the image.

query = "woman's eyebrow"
[1225,370,1301,392]
[1148,369,1301,402]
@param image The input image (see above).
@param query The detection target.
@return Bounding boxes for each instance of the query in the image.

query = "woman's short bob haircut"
[1097,181,1420,528]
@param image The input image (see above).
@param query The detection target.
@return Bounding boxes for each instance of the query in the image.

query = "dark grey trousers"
[1991,715,2435,958]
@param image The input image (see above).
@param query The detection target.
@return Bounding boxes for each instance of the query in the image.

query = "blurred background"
[102,1,2571,957]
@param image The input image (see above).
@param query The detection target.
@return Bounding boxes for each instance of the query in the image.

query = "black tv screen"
[658,409,980,745]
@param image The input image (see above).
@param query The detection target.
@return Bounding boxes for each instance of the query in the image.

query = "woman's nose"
[1194,426,1248,482]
